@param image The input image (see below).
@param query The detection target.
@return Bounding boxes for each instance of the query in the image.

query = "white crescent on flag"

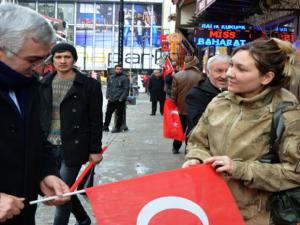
[136,196,209,225]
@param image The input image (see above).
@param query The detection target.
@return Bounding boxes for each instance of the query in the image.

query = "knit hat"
[51,42,78,62]
[184,55,199,68]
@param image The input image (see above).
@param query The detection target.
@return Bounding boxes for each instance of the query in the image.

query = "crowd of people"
[1,3,300,225]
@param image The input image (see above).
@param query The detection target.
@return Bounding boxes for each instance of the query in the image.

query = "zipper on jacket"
[223,105,243,155]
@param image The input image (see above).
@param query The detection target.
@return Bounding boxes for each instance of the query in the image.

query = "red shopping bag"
[163,98,186,141]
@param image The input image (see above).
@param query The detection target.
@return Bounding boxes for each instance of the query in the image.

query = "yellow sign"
[167,33,182,61]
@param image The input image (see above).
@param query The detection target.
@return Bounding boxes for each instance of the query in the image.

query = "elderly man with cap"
[171,55,205,154]
[39,42,103,225]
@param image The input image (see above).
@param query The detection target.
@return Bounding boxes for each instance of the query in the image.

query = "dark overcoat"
[0,80,58,225]
[148,75,165,102]
[40,69,103,166]
[185,78,220,135]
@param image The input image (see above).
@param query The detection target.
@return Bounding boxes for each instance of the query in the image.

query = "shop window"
[95,26,113,47]
[67,25,74,43]
[38,3,55,18]
[75,27,93,47]
[96,4,113,25]
[19,2,36,10]
[77,3,94,25]
[58,3,74,24]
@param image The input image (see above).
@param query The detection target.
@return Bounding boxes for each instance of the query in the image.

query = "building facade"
[19,0,164,72]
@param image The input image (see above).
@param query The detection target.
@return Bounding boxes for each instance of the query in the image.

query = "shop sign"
[76,46,162,70]
[271,27,294,42]
[160,34,170,52]
[168,33,182,60]
[194,23,253,47]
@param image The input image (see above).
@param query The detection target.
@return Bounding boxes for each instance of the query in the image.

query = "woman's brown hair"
[232,38,299,88]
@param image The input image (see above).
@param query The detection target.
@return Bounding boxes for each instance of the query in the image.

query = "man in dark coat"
[0,4,69,225]
[103,64,129,133]
[186,55,230,137]
[171,56,205,154]
[148,70,166,115]
[40,43,103,225]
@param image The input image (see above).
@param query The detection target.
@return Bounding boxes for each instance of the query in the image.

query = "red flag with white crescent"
[163,57,174,79]
[85,165,245,225]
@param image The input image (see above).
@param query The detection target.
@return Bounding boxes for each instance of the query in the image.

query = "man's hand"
[89,153,103,164]
[40,175,70,206]
[0,193,24,223]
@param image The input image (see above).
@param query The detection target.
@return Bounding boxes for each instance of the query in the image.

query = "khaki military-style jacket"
[186,87,300,225]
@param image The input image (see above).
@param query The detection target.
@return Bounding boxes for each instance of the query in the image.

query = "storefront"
[175,0,300,65]
[18,0,164,72]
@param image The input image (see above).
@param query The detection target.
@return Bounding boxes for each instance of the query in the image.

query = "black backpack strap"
[260,101,293,164]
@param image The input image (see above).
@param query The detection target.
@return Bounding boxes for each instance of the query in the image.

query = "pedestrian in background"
[142,72,149,93]
[183,38,300,224]
[0,4,69,224]
[103,64,129,133]
[171,56,205,154]
[185,55,230,137]
[148,70,165,115]
[40,43,103,225]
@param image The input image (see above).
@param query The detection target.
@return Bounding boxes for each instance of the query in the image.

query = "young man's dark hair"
[114,64,123,69]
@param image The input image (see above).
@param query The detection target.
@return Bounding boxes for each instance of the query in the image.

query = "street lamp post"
[118,0,124,66]
[83,28,87,71]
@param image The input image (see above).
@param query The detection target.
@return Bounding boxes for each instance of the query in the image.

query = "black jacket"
[0,80,58,225]
[148,75,166,102]
[40,69,103,166]
[106,73,129,102]
[185,78,221,136]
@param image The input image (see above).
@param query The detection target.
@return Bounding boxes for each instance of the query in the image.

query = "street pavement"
[35,89,186,225]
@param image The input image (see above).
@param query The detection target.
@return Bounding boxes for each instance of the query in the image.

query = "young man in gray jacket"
[103,64,129,133]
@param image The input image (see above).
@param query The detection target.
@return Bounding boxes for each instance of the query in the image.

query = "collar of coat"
[222,87,298,111]
[40,68,85,86]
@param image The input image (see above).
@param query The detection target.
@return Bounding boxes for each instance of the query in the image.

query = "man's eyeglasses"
[5,48,51,68]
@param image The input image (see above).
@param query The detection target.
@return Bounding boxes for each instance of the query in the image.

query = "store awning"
[191,0,262,25]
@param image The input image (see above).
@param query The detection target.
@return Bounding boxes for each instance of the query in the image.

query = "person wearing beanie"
[171,55,205,154]
[39,42,103,225]
[51,42,78,62]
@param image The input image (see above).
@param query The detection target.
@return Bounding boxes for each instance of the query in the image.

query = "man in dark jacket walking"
[103,64,129,133]
[186,55,230,136]
[148,70,165,115]
[0,4,69,225]
[40,43,103,225]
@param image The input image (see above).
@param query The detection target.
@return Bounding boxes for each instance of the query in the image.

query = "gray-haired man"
[0,4,69,225]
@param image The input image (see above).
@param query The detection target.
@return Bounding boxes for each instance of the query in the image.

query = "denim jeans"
[51,146,89,225]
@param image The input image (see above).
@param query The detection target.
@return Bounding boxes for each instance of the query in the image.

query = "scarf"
[0,60,35,116]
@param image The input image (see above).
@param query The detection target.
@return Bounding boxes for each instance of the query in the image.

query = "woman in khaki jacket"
[183,38,300,225]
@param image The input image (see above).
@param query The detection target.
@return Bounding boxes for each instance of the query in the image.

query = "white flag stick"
[29,189,86,205]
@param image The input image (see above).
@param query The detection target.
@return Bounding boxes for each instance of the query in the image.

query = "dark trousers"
[173,114,187,150]
[104,100,126,129]
[151,98,165,115]
[52,146,89,225]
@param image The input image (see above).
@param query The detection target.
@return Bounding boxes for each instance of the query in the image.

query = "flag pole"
[30,145,109,205]
[69,144,108,192]
[29,189,86,205]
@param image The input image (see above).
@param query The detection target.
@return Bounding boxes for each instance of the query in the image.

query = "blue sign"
[194,23,253,47]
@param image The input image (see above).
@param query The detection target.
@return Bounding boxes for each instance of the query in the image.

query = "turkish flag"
[182,62,186,71]
[163,57,174,79]
[85,165,245,225]
[163,98,186,141]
